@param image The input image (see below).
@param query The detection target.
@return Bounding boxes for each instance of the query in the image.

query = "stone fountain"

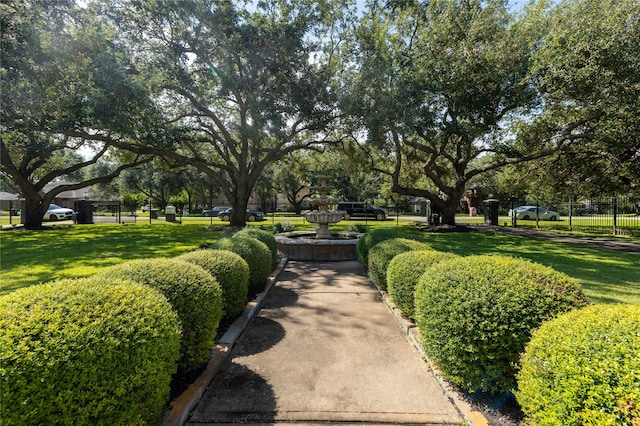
[303,175,345,239]
[275,175,362,261]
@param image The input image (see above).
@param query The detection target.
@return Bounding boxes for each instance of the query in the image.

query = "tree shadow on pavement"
[188,361,276,424]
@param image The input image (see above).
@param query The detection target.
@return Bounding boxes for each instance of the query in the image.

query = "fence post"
[568,198,573,231]
[613,196,618,236]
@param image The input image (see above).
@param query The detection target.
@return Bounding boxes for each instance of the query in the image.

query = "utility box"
[483,198,499,226]
[75,200,94,224]
[165,205,176,222]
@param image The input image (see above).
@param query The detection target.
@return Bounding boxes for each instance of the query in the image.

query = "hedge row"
[211,233,273,289]
[0,226,277,425]
[414,255,588,395]
[367,238,431,290]
[364,231,591,398]
[517,304,640,425]
[356,227,406,267]
[178,249,250,319]
[386,250,460,318]
[96,258,223,374]
[0,277,181,425]
[233,227,279,263]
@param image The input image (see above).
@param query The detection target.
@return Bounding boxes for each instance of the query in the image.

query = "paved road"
[187,261,463,425]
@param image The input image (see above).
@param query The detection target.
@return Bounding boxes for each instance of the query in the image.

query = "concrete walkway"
[187,261,463,425]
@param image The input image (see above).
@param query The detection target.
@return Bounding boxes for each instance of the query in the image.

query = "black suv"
[336,202,387,221]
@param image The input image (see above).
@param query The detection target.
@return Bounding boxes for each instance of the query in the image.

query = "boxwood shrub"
[0,277,180,425]
[356,228,406,267]
[387,250,460,318]
[414,255,588,394]
[178,249,250,319]
[234,227,279,263]
[96,258,223,374]
[211,235,272,289]
[368,238,432,290]
[517,304,640,425]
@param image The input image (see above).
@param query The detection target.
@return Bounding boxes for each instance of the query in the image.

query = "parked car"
[336,202,387,221]
[44,204,74,221]
[202,206,229,217]
[218,208,265,222]
[509,206,559,221]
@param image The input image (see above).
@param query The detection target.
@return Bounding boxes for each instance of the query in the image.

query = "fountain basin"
[303,210,345,224]
[276,231,363,261]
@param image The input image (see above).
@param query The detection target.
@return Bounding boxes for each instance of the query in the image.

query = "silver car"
[509,206,559,221]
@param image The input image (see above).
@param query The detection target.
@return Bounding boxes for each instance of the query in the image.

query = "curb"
[162,258,288,426]
[373,282,489,426]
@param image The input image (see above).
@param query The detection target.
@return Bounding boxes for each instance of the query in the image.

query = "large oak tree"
[107,0,352,226]
[1,1,153,229]
[511,0,640,199]
[348,0,543,224]
[348,0,637,224]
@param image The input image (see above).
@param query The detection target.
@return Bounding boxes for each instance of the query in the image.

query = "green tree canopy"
[1,1,153,228]
[513,0,640,199]
[348,0,548,224]
[347,0,639,223]
[106,0,353,225]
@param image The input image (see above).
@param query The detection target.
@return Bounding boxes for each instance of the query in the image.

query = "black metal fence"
[511,197,640,236]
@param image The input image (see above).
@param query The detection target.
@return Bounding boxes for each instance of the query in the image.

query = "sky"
[356,0,535,14]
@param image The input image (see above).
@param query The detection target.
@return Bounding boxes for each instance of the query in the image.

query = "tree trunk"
[433,190,464,226]
[229,194,249,227]
[23,198,48,230]
[440,204,457,226]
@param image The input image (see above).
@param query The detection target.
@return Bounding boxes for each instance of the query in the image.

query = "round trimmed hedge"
[234,227,279,263]
[517,304,640,425]
[178,249,250,319]
[96,258,223,373]
[0,277,180,425]
[211,236,272,289]
[414,255,588,394]
[368,238,432,290]
[387,250,460,318]
[356,228,406,267]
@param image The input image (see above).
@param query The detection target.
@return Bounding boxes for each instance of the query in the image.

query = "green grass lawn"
[0,223,218,295]
[410,230,640,305]
[1,219,638,304]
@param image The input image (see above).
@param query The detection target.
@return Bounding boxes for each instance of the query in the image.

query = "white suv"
[44,204,75,221]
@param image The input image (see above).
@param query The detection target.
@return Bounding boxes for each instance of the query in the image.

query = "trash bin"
[483,198,499,225]
[75,200,94,224]
[165,205,176,222]
[149,209,159,219]
[430,213,440,225]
